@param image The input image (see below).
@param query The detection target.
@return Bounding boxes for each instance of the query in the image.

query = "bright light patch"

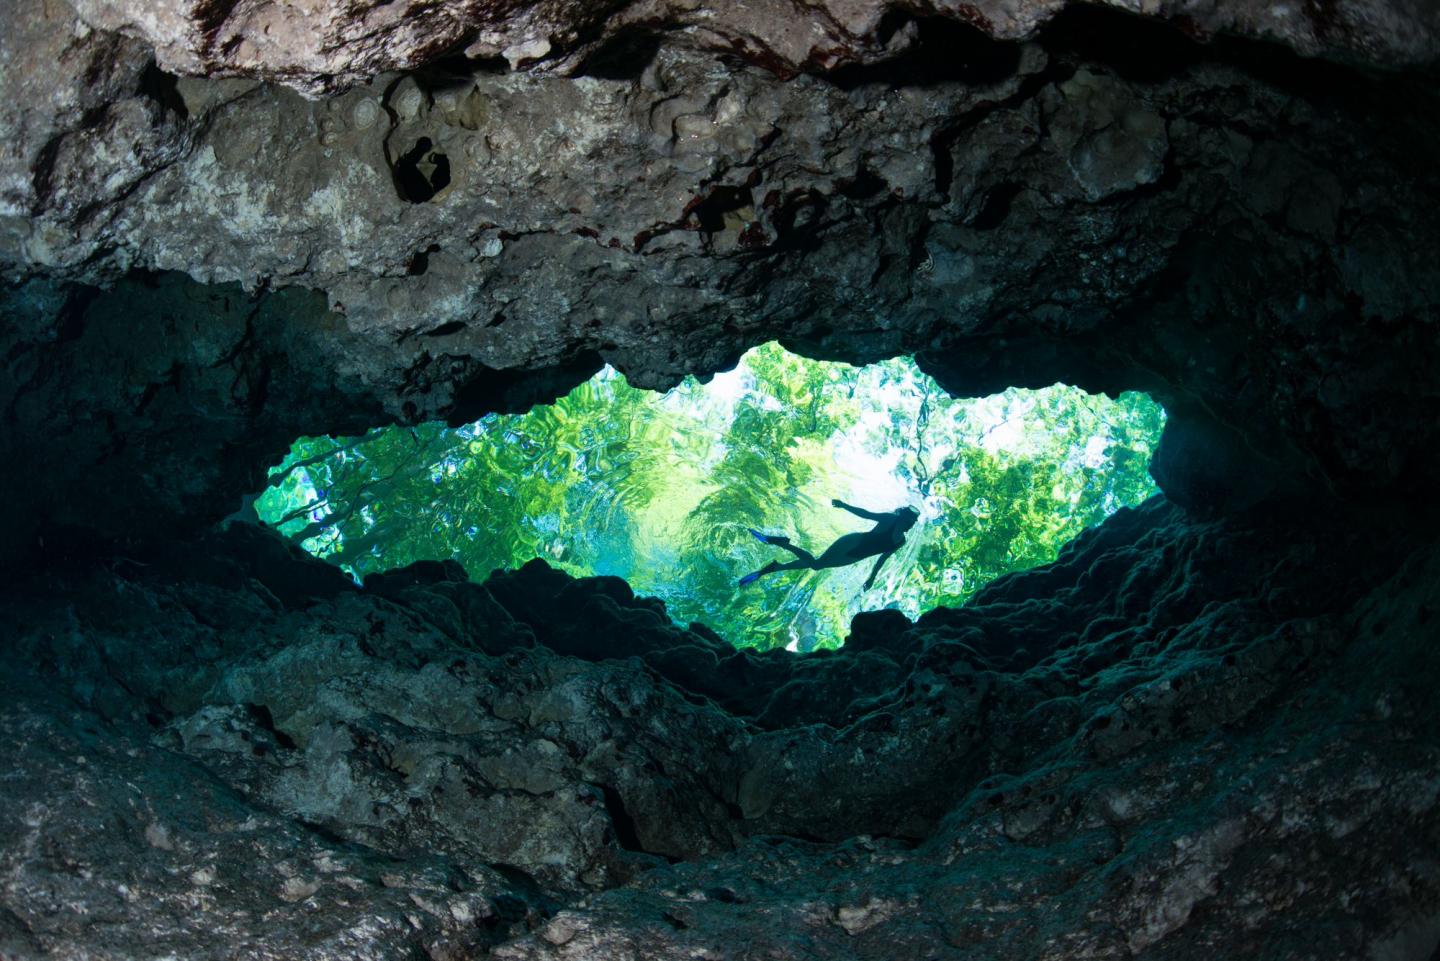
[257,344,1165,650]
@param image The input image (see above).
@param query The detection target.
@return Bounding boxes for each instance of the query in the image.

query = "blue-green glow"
[258,344,1164,650]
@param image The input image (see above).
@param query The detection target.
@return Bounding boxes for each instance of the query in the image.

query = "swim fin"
[749,528,789,545]
[739,572,761,586]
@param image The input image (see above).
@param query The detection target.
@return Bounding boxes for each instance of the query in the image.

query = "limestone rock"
[1,2,1439,958]
[53,0,1440,98]
[1,499,1436,958]
[4,19,1439,552]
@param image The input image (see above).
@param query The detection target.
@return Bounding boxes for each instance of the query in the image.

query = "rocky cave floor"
[3,497,1439,960]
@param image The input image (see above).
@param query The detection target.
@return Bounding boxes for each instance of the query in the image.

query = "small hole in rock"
[407,244,440,276]
[875,9,912,46]
[244,703,297,749]
[423,321,467,338]
[576,26,664,79]
[691,186,754,234]
[971,182,1023,230]
[394,137,452,203]
[836,167,886,200]
[138,60,189,119]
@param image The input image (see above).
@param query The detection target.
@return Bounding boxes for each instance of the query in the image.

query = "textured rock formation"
[2,499,1437,958]
[2,0,1438,958]
[4,1,1440,555]
[54,0,1440,96]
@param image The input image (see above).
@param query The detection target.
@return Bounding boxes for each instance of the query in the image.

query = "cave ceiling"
[3,0,1439,555]
[2,2,1440,960]
[53,0,1440,92]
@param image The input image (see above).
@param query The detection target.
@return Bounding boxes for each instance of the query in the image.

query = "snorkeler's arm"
[863,551,893,590]
[832,499,888,522]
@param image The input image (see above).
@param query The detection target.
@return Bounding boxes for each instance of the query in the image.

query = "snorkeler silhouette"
[739,500,920,591]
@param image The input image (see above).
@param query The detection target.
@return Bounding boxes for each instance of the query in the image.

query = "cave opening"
[255,343,1164,650]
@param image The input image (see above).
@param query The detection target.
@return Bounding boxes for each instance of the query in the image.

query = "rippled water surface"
[257,345,1164,650]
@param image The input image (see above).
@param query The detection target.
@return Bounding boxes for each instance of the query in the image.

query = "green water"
[257,344,1164,650]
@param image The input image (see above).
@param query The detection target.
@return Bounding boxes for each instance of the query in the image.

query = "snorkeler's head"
[894,506,920,530]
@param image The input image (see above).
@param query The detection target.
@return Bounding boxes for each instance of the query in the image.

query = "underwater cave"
[1,2,1439,960]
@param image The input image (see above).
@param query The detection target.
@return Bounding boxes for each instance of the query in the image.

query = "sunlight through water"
[257,344,1165,650]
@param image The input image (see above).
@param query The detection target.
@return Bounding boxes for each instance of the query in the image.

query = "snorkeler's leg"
[813,532,875,569]
[770,542,817,564]
[739,559,806,586]
[748,528,817,564]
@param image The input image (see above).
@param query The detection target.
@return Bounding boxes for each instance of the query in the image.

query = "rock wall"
[2,1,1439,958]
[2,499,1437,959]
[4,2,1440,554]
[54,0,1440,93]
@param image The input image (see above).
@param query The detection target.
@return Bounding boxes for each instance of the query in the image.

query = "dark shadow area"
[423,320,467,338]
[244,702,297,749]
[407,244,440,275]
[826,15,1023,90]
[412,44,510,92]
[8,482,1435,952]
[137,61,189,119]
[835,166,887,200]
[393,137,451,203]
[1040,4,1206,82]
[447,351,605,424]
[690,185,753,234]
[1035,3,1440,141]
[970,181,1023,230]
[599,783,660,857]
[575,26,666,79]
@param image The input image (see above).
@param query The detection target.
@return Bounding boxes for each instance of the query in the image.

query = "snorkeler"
[739,500,920,591]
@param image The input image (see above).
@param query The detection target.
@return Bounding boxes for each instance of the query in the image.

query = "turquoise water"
[258,344,1164,650]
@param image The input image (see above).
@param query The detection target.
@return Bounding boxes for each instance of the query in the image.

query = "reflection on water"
[258,344,1165,650]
